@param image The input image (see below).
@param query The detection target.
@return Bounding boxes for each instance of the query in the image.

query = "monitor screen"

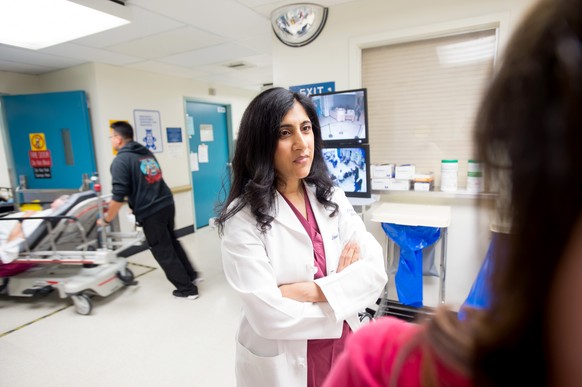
[310,88,368,145]
[322,144,371,198]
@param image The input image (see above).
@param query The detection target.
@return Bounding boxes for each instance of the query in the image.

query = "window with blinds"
[362,29,496,189]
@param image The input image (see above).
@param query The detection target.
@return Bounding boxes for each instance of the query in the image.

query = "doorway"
[1,90,96,203]
[185,100,232,229]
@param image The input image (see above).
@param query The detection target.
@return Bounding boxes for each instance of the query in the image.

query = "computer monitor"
[310,88,368,146]
[322,143,371,198]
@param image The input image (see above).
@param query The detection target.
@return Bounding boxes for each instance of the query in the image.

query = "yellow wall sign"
[29,133,47,151]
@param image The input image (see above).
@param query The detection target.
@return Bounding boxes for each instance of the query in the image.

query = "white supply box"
[395,164,416,180]
[390,179,412,191]
[414,182,432,191]
[372,178,391,190]
[371,164,395,178]
[372,178,412,191]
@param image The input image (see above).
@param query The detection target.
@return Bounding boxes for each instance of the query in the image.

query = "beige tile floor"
[0,227,240,387]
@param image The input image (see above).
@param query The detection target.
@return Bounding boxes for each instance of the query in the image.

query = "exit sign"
[289,82,335,96]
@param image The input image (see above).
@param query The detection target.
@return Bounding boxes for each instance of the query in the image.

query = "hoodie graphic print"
[140,157,163,184]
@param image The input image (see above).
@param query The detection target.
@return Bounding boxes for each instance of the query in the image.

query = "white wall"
[273,0,536,89]
[272,0,536,310]
[0,71,41,94]
[1,64,256,230]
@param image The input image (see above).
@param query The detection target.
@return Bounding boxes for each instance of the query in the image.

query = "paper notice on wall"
[198,144,209,163]
[200,124,214,142]
[133,109,163,153]
[190,152,199,171]
[168,143,182,159]
[187,116,195,135]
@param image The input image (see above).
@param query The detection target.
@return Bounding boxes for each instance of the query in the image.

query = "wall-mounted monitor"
[322,144,371,198]
[310,88,368,145]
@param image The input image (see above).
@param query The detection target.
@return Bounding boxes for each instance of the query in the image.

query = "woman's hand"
[277,241,361,302]
[336,241,360,273]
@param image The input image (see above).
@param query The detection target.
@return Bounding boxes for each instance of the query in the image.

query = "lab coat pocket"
[235,340,289,387]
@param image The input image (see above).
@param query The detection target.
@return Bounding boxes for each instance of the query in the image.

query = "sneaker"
[191,272,203,286]
[172,286,199,300]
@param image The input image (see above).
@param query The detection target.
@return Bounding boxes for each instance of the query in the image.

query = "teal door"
[186,101,231,228]
[2,91,96,190]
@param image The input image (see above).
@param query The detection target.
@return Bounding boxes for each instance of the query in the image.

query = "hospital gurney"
[0,190,144,315]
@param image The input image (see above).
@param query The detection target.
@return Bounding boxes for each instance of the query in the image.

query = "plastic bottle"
[467,160,483,193]
[440,159,458,192]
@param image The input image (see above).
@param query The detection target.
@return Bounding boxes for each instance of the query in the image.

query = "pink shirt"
[322,316,472,387]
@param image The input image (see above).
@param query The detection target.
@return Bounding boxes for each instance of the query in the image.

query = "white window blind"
[362,29,496,189]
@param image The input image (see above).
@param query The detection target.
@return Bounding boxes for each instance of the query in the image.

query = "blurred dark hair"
[110,121,134,141]
[397,0,582,386]
[471,0,582,384]
[419,0,582,385]
[215,87,338,234]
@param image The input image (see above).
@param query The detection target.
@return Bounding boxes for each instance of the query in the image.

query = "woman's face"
[274,101,314,188]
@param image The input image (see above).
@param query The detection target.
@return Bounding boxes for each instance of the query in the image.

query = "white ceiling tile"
[235,53,273,67]
[107,27,226,59]
[73,6,185,48]
[0,44,84,69]
[129,0,269,40]
[161,42,260,67]
[42,43,142,66]
[0,58,56,74]
[126,61,211,78]
[236,33,273,54]
[0,0,363,90]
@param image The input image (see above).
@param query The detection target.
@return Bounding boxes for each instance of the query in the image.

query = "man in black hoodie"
[99,121,200,299]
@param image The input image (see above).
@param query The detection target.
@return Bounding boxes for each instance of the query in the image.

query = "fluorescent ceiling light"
[0,0,130,50]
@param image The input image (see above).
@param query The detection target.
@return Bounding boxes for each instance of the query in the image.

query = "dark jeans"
[140,204,198,292]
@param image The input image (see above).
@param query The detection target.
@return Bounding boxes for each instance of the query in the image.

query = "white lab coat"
[221,185,387,387]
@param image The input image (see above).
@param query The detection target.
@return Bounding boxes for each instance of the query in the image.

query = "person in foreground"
[98,121,201,300]
[323,0,582,385]
[215,87,387,387]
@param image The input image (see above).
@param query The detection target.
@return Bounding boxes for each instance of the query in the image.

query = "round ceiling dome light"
[271,3,328,47]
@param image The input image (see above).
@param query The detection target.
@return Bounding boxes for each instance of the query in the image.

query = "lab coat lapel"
[274,191,306,235]
[304,185,333,243]
[305,185,341,275]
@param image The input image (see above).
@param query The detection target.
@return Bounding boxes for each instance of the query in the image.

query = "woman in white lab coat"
[216,87,387,387]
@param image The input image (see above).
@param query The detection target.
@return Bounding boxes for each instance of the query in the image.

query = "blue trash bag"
[458,232,507,319]
[381,223,441,307]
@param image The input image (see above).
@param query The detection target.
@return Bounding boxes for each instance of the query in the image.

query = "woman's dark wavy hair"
[417,0,582,385]
[215,87,338,235]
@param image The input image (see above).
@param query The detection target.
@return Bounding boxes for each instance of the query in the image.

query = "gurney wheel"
[118,268,137,286]
[71,293,92,315]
